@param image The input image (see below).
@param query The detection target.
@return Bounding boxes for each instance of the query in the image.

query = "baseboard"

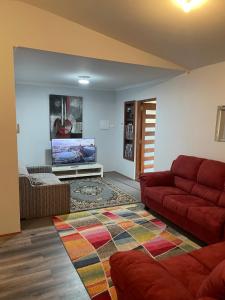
[0,230,21,238]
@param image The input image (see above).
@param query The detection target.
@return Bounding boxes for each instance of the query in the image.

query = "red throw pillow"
[197,260,225,300]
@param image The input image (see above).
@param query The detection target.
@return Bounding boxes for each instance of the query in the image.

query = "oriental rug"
[69,177,139,212]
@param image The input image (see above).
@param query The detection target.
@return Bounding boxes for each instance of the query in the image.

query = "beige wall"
[153,62,225,169]
[0,44,20,234]
[114,61,225,179]
[0,0,181,235]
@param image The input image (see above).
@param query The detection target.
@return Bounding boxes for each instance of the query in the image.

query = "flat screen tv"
[51,138,96,165]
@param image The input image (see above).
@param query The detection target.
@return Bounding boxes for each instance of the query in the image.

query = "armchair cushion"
[18,163,29,176]
[197,260,225,300]
[29,176,44,186]
[30,173,61,185]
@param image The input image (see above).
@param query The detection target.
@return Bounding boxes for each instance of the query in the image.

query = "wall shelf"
[123,101,136,161]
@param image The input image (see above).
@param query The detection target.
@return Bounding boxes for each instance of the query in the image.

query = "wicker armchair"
[19,165,70,219]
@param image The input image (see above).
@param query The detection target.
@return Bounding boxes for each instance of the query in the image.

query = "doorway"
[136,99,156,180]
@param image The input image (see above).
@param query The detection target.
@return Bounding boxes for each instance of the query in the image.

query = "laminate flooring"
[0,172,140,300]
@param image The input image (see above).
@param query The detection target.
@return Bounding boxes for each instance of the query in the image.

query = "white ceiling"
[19,0,225,70]
[14,48,182,91]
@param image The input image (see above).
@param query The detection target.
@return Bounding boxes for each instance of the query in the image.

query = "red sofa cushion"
[190,241,225,271]
[110,250,195,300]
[171,155,204,180]
[145,186,187,204]
[197,260,225,300]
[192,184,221,204]
[197,160,225,190]
[163,194,213,217]
[174,176,195,192]
[218,193,225,207]
[161,253,209,296]
[187,207,225,236]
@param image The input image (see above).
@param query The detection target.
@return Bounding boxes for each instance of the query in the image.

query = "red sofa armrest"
[139,171,174,201]
[110,251,194,300]
[139,171,174,187]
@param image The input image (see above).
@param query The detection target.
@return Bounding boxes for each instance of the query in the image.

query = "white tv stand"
[52,163,103,179]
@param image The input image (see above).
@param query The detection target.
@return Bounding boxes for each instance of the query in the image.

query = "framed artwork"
[215,105,225,142]
[49,94,83,139]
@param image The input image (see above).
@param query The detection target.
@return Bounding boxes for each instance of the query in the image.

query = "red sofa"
[110,241,225,300]
[140,155,225,244]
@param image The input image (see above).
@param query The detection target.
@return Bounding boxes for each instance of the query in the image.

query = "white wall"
[16,84,116,172]
[115,61,225,178]
[16,61,225,181]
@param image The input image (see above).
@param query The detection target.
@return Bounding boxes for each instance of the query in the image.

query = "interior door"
[136,100,156,179]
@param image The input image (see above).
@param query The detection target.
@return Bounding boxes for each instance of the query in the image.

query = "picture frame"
[215,105,225,142]
[49,94,83,139]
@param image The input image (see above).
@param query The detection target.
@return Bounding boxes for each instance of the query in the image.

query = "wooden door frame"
[135,98,156,181]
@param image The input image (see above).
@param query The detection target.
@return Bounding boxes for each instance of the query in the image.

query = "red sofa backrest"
[171,155,204,180]
[171,155,204,192]
[171,155,225,204]
[197,160,225,191]
[193,159,225,204]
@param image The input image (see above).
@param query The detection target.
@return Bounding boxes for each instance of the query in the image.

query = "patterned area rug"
[53,204,201,300]
[69,177,139,212]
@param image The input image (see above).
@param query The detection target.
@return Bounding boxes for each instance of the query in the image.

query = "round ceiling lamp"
[175,0,207,13]
[78,76,90,85]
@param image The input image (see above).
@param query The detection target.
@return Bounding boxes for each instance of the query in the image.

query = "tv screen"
[51,138,96,165]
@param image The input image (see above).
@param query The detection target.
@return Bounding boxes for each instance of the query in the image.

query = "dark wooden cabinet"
[123,101,136,161]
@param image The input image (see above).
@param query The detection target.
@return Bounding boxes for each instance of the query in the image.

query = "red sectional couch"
[140,155,225,244]
[110,241,225,300]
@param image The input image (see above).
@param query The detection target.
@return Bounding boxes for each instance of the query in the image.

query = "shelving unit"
[52,163,103,179]
[123,101,136,161]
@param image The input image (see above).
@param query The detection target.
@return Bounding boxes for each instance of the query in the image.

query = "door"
[136,99,156,179]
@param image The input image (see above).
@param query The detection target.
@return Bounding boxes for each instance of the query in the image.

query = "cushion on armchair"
[29,176,44,186]
[18,162,29,176]
[29,173,62,185]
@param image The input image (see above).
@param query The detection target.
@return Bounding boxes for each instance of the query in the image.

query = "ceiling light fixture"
[78,76,90,85]
[175,0,206,13]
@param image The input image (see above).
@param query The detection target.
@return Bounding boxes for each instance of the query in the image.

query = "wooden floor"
[0,172,140,300]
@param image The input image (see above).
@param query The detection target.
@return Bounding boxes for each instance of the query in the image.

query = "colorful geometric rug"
[69,177,139,212]
[53,204,201,300]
